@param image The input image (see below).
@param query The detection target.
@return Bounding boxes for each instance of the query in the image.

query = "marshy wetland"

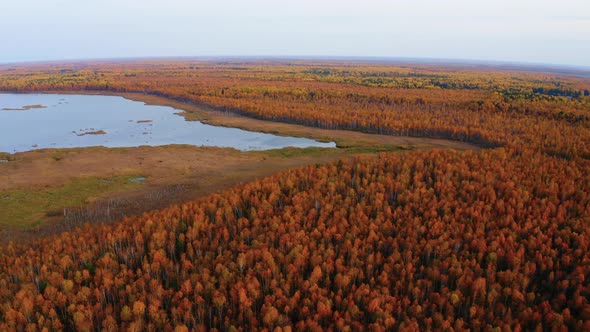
[0,91,477,243]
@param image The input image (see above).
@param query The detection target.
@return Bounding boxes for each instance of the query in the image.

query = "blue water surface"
[0,94,335,153]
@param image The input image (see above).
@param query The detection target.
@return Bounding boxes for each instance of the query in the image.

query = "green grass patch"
[0,175,144,227]
[257,147,333,158]
[176,111,208,122]
[51,150,69,161]
[0,152,16,161]
[256,145,405,159]
[341,145,407,154]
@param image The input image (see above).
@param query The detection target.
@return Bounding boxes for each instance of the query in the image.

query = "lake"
[0,93,336,153]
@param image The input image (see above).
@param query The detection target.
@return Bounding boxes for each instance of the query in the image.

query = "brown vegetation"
[1,60,588,158]
[0,59,589,330]
[0,149,588,330]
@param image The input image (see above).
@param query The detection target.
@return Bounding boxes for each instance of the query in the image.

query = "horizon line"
[2,55,590,75]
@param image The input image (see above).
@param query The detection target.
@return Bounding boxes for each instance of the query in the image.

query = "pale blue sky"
[1,0,589,66]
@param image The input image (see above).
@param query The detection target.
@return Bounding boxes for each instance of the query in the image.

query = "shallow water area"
[0,93,336,153]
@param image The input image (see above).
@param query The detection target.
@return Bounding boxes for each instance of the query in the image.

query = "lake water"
[0,94,336,153]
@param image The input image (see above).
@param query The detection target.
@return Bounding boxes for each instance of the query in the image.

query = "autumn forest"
[0,59,589,330]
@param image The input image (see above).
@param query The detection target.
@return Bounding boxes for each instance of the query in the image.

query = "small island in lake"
[1,104,47,111]
[73,129,107,136]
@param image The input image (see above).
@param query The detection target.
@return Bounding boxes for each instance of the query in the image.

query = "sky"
[0,0,589,67]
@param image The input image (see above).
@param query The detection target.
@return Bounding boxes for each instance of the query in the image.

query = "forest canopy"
[1,60,588,159]
[0,60,589,330]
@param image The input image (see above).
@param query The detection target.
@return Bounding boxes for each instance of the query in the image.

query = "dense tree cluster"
[1,60,590,330]
[0,60,589,158]
[0,149,589,330]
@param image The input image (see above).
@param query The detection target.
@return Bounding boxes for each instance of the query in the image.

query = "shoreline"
[0,90,480,153]
[0,90,480,244]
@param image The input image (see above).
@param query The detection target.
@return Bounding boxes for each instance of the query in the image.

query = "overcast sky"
[1,0,589,66]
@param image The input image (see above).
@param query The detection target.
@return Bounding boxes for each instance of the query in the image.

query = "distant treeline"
[532,87,590,98]
[0,60,589,159]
